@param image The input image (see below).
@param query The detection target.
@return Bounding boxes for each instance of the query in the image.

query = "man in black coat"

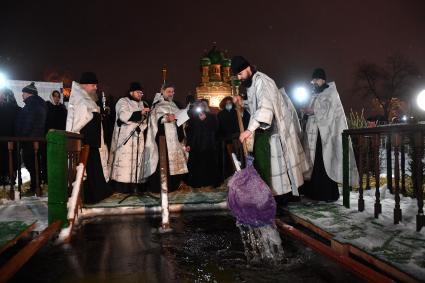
[15,82,47,194]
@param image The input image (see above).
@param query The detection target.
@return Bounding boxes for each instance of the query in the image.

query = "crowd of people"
[0,83,67,193]
[65,73,252,203]
[0,56,360,206]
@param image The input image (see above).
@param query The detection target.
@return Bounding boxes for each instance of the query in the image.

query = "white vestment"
[245,71,310,196]
[108,97,148,183]
[65,81,109,180]
[143,94,188,178]
[279,87,302,140]
[303,82,359,187]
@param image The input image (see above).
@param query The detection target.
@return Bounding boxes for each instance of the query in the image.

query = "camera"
[195,106,204,113]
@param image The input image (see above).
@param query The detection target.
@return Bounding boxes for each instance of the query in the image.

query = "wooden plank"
[0,222,36,256]
[348,245,419,283]
[0,220,62,283]
[331,239,349,256]
[283,208,334,240]
[276,219,395,283]
[281,210,421,283]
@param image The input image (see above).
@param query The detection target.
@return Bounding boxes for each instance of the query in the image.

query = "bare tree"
[355,52,421,121]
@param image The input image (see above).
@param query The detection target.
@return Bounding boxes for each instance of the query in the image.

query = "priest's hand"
[143,107,150,113]
[239,130,252,144]
[232,95,243,107]
[166,114,176,122]
[302,107,314,115]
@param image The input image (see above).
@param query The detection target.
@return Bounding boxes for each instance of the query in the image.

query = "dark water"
[10,212,363,283]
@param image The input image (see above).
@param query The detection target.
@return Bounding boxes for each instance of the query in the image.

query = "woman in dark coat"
[41,90,68,183]
[216,96,250,180]
[45,90,67,132]
[186,101,220,188]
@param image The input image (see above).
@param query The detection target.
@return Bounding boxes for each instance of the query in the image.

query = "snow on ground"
[0,196,48,232]
[288,186,425,280]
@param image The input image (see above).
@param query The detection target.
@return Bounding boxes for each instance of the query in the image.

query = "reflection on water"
[10,212,363,283]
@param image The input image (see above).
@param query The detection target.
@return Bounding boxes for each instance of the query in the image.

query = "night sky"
[1,0,424,114]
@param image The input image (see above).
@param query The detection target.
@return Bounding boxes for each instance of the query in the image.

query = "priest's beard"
[241,69,257,88]
[88,91,99,102]
[312,83,329,94]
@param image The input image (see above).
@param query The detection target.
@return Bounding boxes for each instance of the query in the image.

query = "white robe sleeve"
[247,78,274,132]
[116,99,133,123]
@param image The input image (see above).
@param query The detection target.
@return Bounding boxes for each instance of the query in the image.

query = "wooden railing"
[0,137,46,199]
[343,123,425,231]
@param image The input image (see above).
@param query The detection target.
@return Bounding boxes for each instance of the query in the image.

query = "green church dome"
[207,46,224,65]
[200,57,211,66]
[221,58,231,67]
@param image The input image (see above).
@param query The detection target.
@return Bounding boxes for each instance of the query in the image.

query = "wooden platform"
[283,202,425,283]
[0,221,36,256]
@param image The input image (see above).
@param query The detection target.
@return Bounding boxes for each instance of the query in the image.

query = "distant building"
[196,46,239,108]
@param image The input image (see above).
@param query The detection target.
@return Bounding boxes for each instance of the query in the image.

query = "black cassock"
[80,112,112,204]
[302,132,339,202]
[186,112,220,188]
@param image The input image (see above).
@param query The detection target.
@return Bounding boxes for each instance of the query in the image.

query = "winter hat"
[129,82,143,92]
[231,56,251,75]
[22,82,38,95]
[312,68,327,81]
[79,72,98,84]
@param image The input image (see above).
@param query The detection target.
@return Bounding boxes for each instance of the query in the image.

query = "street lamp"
[0,72,8,89]
[416,89,425,111]
[293,86,309,104]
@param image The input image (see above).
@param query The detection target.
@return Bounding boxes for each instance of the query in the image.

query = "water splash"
[237,223,285,265]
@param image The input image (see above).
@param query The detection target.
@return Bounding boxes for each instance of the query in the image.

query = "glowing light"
[293,86,309,104]
[402,115,407,122]
[0,73,7,88]
[416,89,425,111]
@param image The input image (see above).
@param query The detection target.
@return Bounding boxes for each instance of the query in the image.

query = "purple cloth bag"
[227,156,276,227]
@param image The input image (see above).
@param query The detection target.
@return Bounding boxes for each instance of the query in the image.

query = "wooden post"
[235,103,248,158]
[400,135,406,196]
[392,133,402,224]
[373,134,382,218]
[47,131,68,227]
[386,134,393,194]
[33,141,40,197]
[365,137,371,191]
[7,141,15,200]
[342,132,350,208]
[159,136,171,231]
[16,141,22,197]
[414,132,424,231]
[358,135,364,212]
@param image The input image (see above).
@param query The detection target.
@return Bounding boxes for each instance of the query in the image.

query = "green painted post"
[47,131,68,227]
[343,132,350,208]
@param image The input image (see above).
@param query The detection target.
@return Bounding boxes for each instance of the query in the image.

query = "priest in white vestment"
[108,82,151,194]
[302,68,359,201]
[143,83,188,196]
[66,72,112,204]
[231,56,310,206]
